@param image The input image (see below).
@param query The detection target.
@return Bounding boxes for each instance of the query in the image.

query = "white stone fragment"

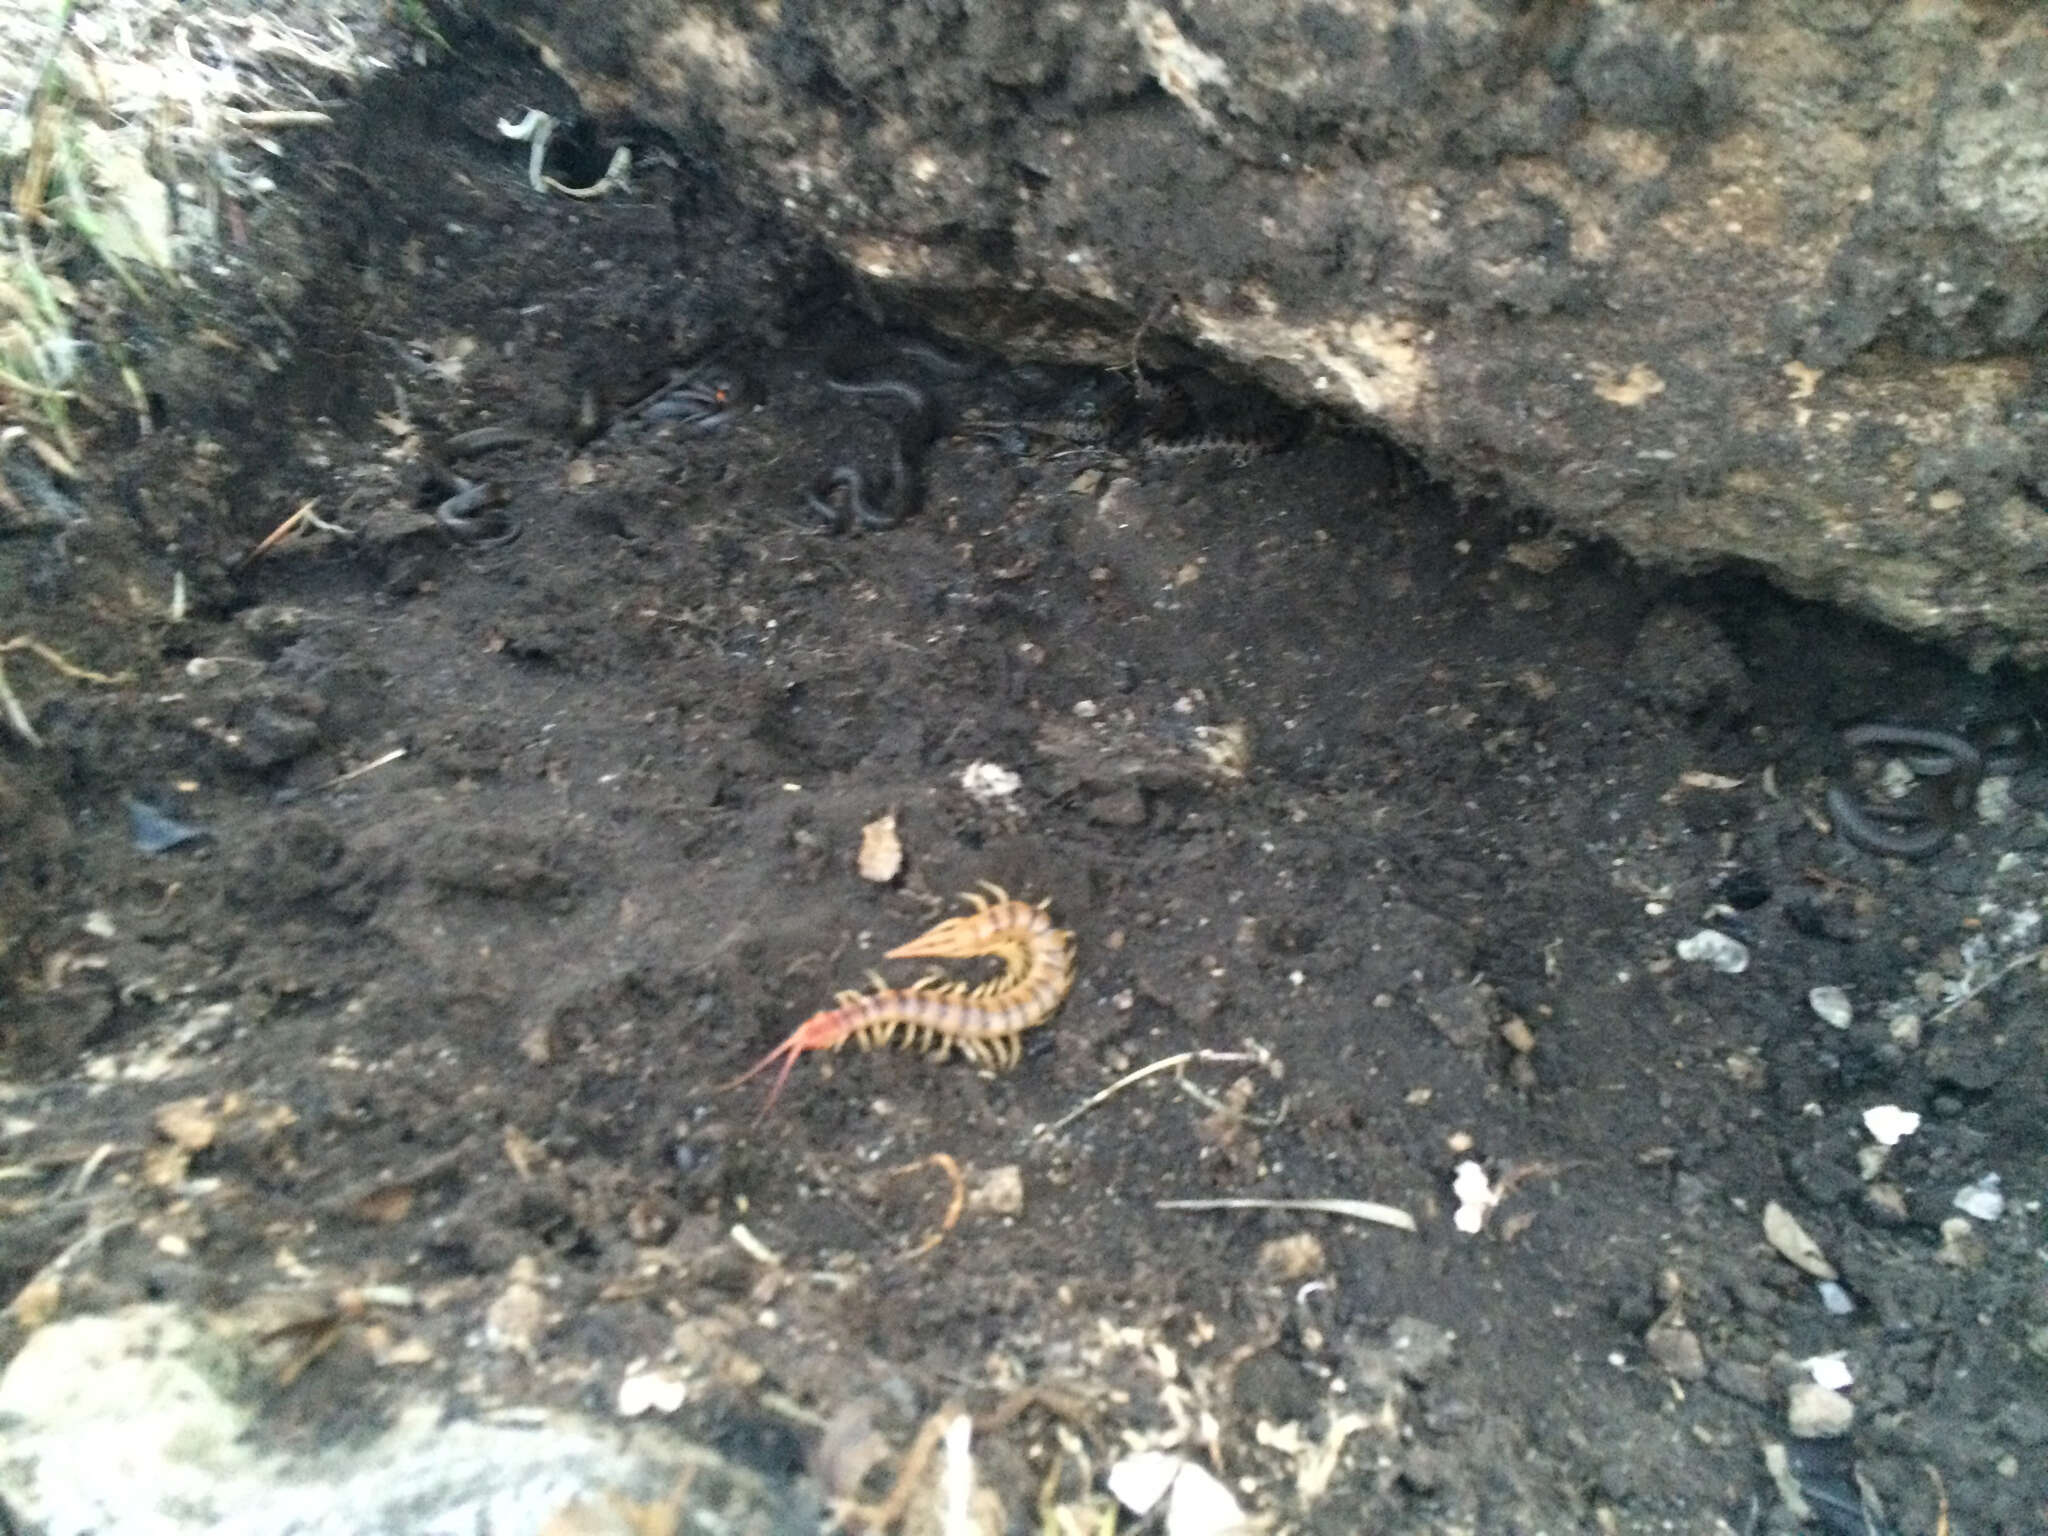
[1108,1451,1182,1516]
[1676,929,1749,973]
[615,1366,686,1417]
[1807,986,1852,1028]
[1952,1174,2005,1222]
[1861,1105,1921,1146]
[1803,1353,1854,1391]
[959,761,1022,805]
[1108,1453,1248,1536]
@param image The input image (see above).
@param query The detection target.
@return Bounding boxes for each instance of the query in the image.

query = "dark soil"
[4,43,2046,1536]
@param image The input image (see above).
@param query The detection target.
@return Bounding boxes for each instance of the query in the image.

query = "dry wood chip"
[857,812,903,883]
[1762,1200,1837,1280]
[152,1097,217,1152]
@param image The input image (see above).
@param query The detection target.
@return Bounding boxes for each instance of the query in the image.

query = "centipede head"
[716,1009,845,1118]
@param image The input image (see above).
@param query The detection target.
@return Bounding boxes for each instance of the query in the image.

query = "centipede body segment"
[720,884,1075,1114]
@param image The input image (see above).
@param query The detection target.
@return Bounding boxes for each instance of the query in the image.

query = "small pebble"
[1816,1281,1855,1316]
[1676,929,1749,974]
[1807,985,1852,1028]
[1952,1173,2005,1222]
[1861,1104,1920,1146]
[127,798,212,855]
[1936,1216,1985,1268]
[1786,1381,1855,1438]
[1644,1318,1706,1380]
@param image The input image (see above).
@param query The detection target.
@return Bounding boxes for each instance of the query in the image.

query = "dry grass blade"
[1156,1196,1418,1233]
[0,634,134,747]
[1033,1048,1259,1140]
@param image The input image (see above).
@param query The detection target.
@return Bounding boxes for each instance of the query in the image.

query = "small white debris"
[496,107,551,141]
[1976,775,2014,824]
[1786,1381,1855,1438]
[81,910,117,939]
[1936,1215,1984,1268]
[1816,1281,1855,1316]
[1762,1201,1838,1280]
[1952,1173,2005,1222]
[959,761,1022,805]
[483,1281,544,1357]
[856,813,903,883]
[1676,929,1749,974]
[1807,986,1853,1029]
[938,1412,974,1533]
[1108,1450,1180,1515]
[1861,1105,1921,1146]
[966,1164,1025,1216]
[1451,1160,1500,1234]
[1679,771,1745,791]
[1107,1452,1246,1536]
[615,1364,686,1417]
[729,1223,782,1266]
[1803,1354,1854,1391]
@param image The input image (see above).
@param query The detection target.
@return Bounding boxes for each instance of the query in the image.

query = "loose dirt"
[3,43,2045,1536]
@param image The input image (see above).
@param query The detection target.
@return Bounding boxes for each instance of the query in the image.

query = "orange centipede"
[721,883,1075,1114]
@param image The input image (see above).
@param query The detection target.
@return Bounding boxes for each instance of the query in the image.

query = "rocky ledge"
[483,0,2048,664]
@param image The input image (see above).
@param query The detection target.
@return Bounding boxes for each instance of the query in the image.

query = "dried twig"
[840,1403,967,1535]
[1928,944,2045,1027]
[885,1152,965,1259]
[1033,1049,1259,1140]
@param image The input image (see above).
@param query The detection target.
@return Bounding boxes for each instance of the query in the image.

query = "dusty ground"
[3,39,2047,1536]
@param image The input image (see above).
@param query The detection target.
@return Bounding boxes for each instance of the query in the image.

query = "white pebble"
[1786,1381,1855,1438]
[1861,1105,1920,1146]
[1807,986,1852,1028]
[1803,1353,1854,1390]
[1676,929,1749,974]
[1952,1174,2005,1222]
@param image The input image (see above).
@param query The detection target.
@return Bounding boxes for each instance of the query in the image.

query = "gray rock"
[1644,1317,1708,1381]
[481,0,2048,663]
[0,1305,816,1536]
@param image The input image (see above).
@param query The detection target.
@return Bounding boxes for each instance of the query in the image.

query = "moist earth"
[2,46,2046,1536]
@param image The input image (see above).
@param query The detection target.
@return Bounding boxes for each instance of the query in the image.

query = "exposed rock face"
[487,0,2048,663]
